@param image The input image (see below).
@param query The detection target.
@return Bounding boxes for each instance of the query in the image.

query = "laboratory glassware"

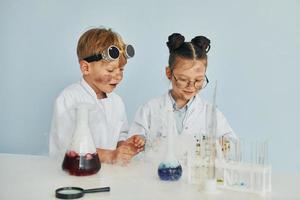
[62,104,101,176]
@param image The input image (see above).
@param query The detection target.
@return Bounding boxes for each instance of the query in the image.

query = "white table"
[0,153,299,200]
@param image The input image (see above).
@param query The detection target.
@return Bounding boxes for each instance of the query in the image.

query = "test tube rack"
[216,160,272,195]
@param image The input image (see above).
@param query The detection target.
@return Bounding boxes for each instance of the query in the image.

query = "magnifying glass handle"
[84,187,110,193]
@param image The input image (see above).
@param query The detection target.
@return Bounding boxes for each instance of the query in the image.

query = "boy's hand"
[114,135,145,165]
[115,143,137,165]
[127,135,145,152]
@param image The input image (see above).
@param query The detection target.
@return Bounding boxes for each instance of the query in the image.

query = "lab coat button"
[185,127,188,130]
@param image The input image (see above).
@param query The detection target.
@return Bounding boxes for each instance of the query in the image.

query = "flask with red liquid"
[62,105,101,176]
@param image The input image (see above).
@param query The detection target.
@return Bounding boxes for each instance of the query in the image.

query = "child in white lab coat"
[129,33,236,157]
[49,27,144,164]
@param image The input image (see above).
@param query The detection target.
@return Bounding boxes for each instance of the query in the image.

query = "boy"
[49,27,144,164]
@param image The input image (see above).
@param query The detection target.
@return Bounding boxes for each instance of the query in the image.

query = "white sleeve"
[118,109,129,142]
[128,104,150,138]
[216,109,237,140]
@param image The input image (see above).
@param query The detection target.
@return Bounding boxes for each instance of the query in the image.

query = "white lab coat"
[129,92,235,139]
[129,92,236,160]
[49,79,128,157]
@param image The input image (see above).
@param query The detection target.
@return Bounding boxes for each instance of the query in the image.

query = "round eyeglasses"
[172,74,209,89]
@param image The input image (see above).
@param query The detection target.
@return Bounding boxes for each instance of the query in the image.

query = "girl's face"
[84,58,126,98]
[166,57,206,102]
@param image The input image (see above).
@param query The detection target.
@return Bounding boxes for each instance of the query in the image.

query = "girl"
[129,33,235,158]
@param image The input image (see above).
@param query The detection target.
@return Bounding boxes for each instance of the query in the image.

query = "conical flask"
[62,104,101,176]
[157,110,182,181]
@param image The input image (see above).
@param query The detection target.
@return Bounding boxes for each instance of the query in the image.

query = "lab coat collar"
[186,93,205,119]
[162,91,205,117]
[80,78,112,100]
[168,90,194,111]
[80,78,97,99]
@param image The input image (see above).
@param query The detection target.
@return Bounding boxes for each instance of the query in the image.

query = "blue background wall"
[1,0,299,171]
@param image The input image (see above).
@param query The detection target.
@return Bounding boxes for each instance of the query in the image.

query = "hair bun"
[166,33,185,53]
[191,36,211,53]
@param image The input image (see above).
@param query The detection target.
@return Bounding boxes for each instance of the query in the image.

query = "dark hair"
[166,33,210,71]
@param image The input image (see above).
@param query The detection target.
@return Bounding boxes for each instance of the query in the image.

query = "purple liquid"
[62,151,101,176]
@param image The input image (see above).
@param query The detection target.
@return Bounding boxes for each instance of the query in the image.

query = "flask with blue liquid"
[157,110,182,181]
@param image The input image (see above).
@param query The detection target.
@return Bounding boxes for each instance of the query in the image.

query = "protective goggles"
[83,44,135,63]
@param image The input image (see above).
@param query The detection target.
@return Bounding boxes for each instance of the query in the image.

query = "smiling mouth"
[109,83,117,87]
[183,90,194,94]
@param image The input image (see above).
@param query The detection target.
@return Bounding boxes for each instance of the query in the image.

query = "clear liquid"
[62,151,101,176]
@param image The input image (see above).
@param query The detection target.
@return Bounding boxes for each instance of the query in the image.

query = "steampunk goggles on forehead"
[83,44,135,63]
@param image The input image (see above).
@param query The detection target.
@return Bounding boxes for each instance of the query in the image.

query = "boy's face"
[82,58,126,98]
[166,57,206,102]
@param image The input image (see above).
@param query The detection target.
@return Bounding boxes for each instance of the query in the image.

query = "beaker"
[62,104,101,176]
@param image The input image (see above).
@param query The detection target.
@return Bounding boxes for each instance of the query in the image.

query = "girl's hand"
[127,135,145,152]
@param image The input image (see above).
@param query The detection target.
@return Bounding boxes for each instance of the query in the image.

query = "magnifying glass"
[55,186,110,199]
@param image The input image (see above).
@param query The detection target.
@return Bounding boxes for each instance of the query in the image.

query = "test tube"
[235,139,241,163]
[264,140,269,166]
